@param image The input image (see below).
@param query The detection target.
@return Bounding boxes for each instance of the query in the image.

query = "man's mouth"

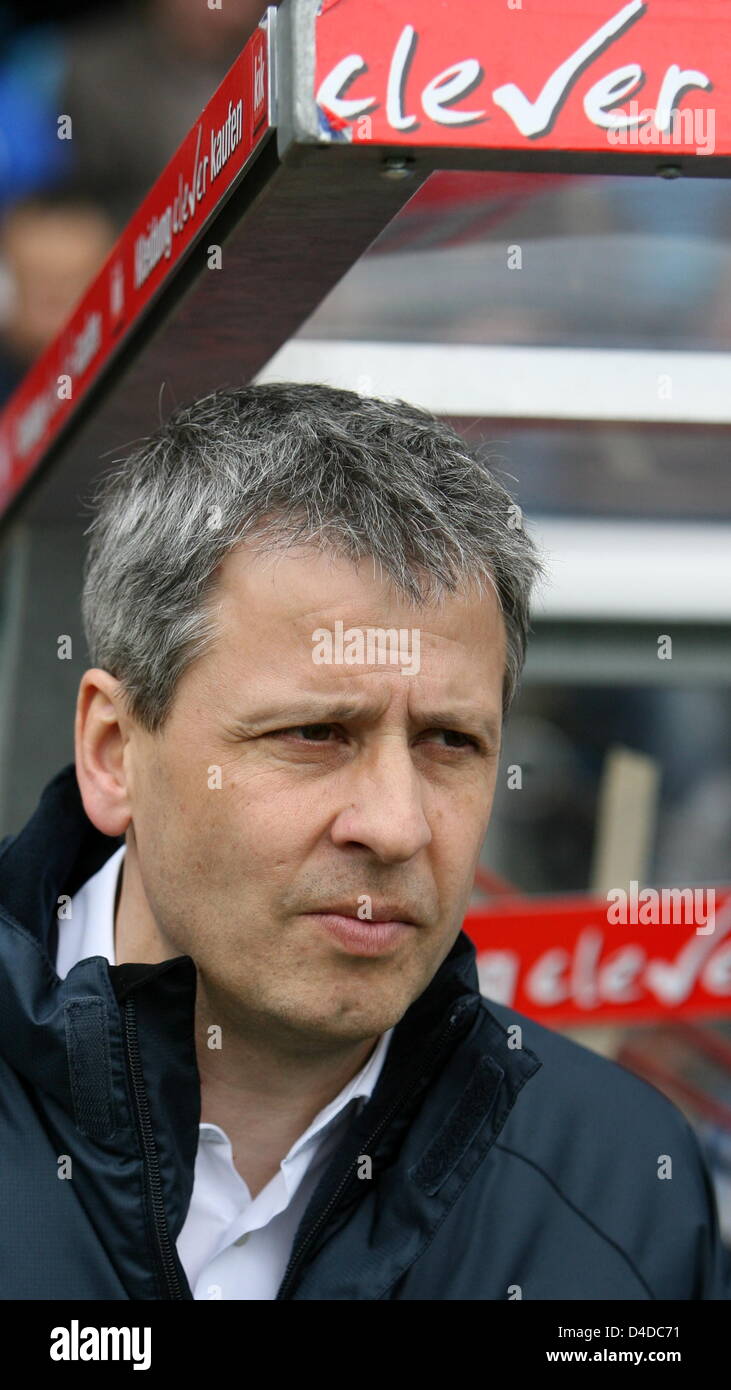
[302,905,421,956]
[314,902,422,927]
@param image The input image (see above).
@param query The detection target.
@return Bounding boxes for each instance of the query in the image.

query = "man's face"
[124,543,505,1048]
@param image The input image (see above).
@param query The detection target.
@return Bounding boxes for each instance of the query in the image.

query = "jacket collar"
[0,762,198,1123]
[0,760,125,962]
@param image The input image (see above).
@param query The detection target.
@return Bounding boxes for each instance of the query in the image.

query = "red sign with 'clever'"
[315,0,727,155]
[464,886,731,1026]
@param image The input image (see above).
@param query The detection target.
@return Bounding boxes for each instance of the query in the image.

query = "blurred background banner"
[467,886,731,1026]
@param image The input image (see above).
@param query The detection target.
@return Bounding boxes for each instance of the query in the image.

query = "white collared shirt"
[57,846,393,1299]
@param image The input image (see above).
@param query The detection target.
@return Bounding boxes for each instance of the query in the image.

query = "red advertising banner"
[0,17,271,518]
[315,0,728,156]
[464,885,731,1026]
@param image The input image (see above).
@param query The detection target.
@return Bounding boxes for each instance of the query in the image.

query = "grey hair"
[80,382,545,734]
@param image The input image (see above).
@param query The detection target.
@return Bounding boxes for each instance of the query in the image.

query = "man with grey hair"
[0,382,727,1301]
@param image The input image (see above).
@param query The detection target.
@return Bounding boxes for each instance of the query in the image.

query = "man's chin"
[277,990,409,1050]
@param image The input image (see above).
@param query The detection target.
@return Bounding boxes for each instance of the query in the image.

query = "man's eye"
[271,726,482,750]
[427,730,481,751]
[278,724,337,742]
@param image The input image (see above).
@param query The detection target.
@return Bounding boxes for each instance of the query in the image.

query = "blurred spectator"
[0,13,69,210]
[0,186,115,401]
[1,1,269,228]
[60,0,270,224]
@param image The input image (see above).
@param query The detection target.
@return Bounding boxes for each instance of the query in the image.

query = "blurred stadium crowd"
[0,0,268,403]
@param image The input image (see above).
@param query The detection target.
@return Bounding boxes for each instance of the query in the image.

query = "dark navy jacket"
[0,762,729,1300]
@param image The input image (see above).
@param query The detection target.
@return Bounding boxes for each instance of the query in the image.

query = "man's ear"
[74,668,132,837]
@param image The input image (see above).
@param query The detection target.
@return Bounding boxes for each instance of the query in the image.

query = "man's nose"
[329,738,432,863]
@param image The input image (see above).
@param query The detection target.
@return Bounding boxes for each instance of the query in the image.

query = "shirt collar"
[282,1025,395,1163]
[56,843,125,980]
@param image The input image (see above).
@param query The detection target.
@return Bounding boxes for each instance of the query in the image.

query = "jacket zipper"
[123,995,185,1300]
[275,997,472,1300]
